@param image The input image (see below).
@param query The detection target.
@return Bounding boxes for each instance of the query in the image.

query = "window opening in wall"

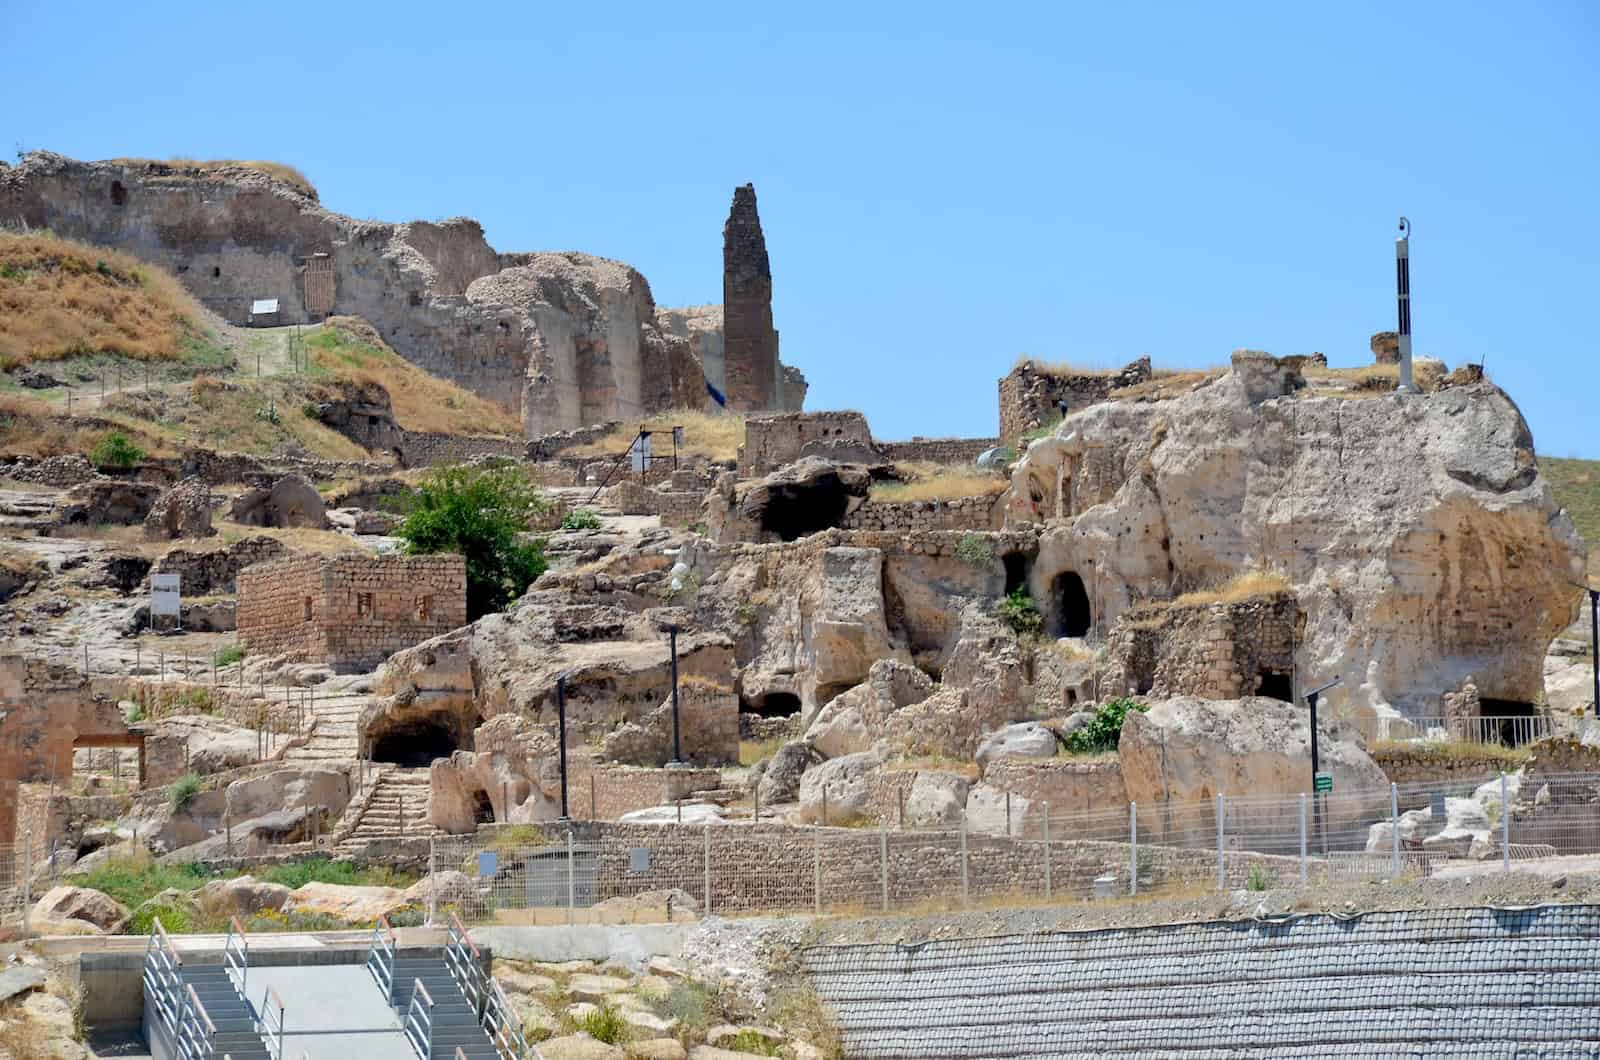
[1002,553,1028,596]
[1478,698,1542,746]
[1052,571,1093,638]
[416,595,432,621]
[212,266,221,278]
[1256,670,1294,702]
[740,690,802,718]
[303,597,314,622]
[357,592,373,618]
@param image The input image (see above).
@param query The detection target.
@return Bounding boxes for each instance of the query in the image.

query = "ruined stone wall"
[0,656,131,786]
[393,431,525,469]
[738,411,877,476]
[599,480,705,527]
[526,422,626,461]
[1371,748,1514,787]
[722,185,779,412]
[877,437,1000,465]
[598,686,739,767]
[842,495,1003,533]
[998,357,1152,447]
[1105,592,1299,701]
[981,758,1128,816]
[566,765,722,821]
[236,554,329,661]
[156,536,288,595]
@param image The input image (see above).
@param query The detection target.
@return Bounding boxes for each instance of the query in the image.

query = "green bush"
[728,1030,782,1056]
[1063,696,1147,755]
[998,586,1043,637]
[127,901,193,936]
[253,856,414,890]
[561,508,602,531]
[579,1002,626,1044]
[395,464,549,619]
[90,431,144,470]
[1246,864,1271,892]
[70,852,211,908]
[214,644,246,668]
[167,772,202,811]
[955,532,994,568]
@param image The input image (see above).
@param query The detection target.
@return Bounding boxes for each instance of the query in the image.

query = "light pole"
[556,674,569,821]
[1395,216,1415,393]
[667,625,683,767]
[1305,676,1343,855]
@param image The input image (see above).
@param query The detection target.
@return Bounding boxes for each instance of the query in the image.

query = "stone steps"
[336,768,443,850]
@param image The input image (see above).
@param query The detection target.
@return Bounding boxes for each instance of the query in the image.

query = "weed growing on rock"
[214,644,246,667]
[561,508,602,530]
[90,430,144,470]
[167,772,202,811]
[998,586,1043,637]
[1247,865,1271,892]
[579,1001,627,1044]
[1063,697,1147,755]
[955,532,994,568]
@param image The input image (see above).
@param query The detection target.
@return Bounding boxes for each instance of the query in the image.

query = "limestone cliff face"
[1006,352,1587,718]
[657,302,806,411]
[0,153,716,435]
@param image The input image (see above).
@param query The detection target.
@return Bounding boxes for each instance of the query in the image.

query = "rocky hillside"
[1544,456,1599,576]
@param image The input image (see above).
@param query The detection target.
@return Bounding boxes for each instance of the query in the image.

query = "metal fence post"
[21,837,31,937]
[1501,771,1510,873]
[702,825,711,915]
[427,837,437,927]
[1298,793,1308,885]
[879,821,888,914]
[1129,800,1138,897]
[567,830,576,926]
[959,813,970,908]
[1215,794,1226,889]
[1041,801,1051,901]
[812,826,821,914]
[1389,783,1400,878]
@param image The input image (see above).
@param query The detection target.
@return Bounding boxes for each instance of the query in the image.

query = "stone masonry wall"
[722,184,779,412]
[599,480,706,527]
[981,758,1128,816]
[565,765,723,821]
[1105,591,1300,700]
[843,495,1002,533]
[394,431,524,469]
[1372,747,1520,787]
[998,356,1152,447]
[236,554,329,661]
[156,536,288,595]
[877,437,1000,465]
[738,411,877,476]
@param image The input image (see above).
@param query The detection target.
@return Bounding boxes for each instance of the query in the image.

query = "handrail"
[261,985,286,1060]
[224,916,249,996]
[176,983,218,1060]
[402,978,434,1060]
[143,916,185,1036]
[365,916,397,1004]
[481,978,533,1060]
[448,911,480,958]
[443,913,484,1018]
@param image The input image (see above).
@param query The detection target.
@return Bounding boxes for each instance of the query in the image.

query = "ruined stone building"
[723,184,782,411]
[237,554,467,672]
[0,155,806,438]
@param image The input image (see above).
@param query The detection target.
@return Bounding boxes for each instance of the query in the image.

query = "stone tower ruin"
[722,184,780,411]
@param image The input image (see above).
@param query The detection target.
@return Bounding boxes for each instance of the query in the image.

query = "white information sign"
[630,433,653,472]
[151,573,181,617]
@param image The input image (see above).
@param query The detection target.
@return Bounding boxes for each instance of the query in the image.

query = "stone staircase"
[281,689,367,767]
[337,767,442,852]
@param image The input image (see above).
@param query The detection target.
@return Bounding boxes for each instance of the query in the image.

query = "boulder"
[402,870,476,910]
[196,875,291,917]
[619,803,727,825]
[30,885,126,931]
[283,882,408,922]
[1119,696,1387,826]
[590,888,698,924]
[143,476,215,540]
[228,473,327,529]
[56,478,161,527]
[964,782,1031,835]
[1367,797,1493,858]
[804,659,933,758]
[976,722,1059,768]
[225,768,351,826]
[565,973,632,1002]
[756,740,819,805]
[880,687,993,760]
[797,750,883,824]
[904,771,971,827]
[538,1035,627,1060]
[629,1041,688,1060]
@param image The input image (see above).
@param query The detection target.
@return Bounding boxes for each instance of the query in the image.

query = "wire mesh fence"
[420,770,1600,927]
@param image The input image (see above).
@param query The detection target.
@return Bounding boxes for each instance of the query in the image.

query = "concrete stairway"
[387,955,500,1060]
[338,767,442,852]
[177,965,271,1059]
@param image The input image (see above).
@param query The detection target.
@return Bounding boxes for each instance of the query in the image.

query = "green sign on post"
[1313,772,1333,794]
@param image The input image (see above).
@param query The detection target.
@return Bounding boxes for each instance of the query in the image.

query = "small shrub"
[955,532,994,568]
[215,644,246,667]
[1063,697,1147,755]
[649,980,712,1030]
[90,430,144,470]
[127,901,193,936]
[561,508,603,531]
[579,1002,626,1045]
[167,772,202,811]
[728,1030,782,1056]
[1246,864,1271,892]
[998,586,1043,637]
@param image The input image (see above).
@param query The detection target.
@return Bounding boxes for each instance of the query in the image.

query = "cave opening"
[741,690,802,719]
[1255,670,1294,703]
[758,479,852,541]
[1477,699,1543,746]
[471,789,496,825]
[110,180,127,206]
[370,717,459,768]
[1052,571,1092,638]
[1002,553,1029,596]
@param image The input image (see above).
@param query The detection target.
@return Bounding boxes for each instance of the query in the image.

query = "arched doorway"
[1052,571,1092,638]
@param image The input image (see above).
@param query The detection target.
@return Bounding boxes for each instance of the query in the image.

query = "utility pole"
[556,674,569,821]
[1395,216,1415,393]
[1305,676,1342,856]
[668,625,682,766]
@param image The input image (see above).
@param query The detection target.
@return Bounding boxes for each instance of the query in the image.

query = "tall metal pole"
[557,675,569,820]
[669,625,682,765]
[1305,676,1342,858]
[1395,216,1415,393]
[1589,589,1598,718]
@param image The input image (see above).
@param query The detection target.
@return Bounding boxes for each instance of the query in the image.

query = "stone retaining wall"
[155,536,288,595]
[566,765,723,821]
[738,411,877,476]
[1105,591,1299,700]
[843,495,1002,532]
[1373,747,1524,786]
[998,357,1151,446]
[981,757,1128,816]
[395,431,524,468]
[877,437,999,465]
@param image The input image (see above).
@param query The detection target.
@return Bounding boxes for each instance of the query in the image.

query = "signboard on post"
[1313,772,1333,794]
[630,433,653,473]
[151,574,181,617]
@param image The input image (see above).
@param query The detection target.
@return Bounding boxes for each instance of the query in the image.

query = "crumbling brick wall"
[1104,591,1300,700]
[737,411,877,476]
[238,554,467,671]
[998,356,1152,447]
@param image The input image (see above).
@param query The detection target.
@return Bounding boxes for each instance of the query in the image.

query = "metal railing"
[481,978,534,1060]
[260,985,286,1060]
[175,983,218,1060]
[224,916,249,996]
[443,912,483,1016]
[143,917,185,1037]
[1370,713,1551,747]
[402,979,434,1060]
[444,912,532,1059]
[365,916,396,1002]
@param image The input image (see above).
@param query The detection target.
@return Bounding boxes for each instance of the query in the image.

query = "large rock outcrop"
[1007,351,1586,718]
[0,154,806,435]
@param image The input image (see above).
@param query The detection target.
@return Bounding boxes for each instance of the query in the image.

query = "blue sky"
[6,1,1597,455]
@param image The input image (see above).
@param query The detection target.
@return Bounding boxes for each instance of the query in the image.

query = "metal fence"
[1364,712,1551,747]
[422,770,1600,927]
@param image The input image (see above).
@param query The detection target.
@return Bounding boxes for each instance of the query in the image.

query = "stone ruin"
[0,154,807,438]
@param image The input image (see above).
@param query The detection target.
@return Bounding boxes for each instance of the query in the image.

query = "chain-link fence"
[422,770,1600,927]
[0,841,33,933]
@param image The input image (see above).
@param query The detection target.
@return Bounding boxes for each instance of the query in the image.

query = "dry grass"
[213,524,371,555]
[561,408,746,462]
[884,756,982,782]
[1012,355,1122,376]
[1372,739,1532,765]
[99,379,370,461]
[0,231,215,368]
[870,461,1008,503]
[308,317,521,436]
[108,156,318,199]
[0,392,169,458]
[740,737,784,767]
[1302,360,1445,394]
[1110,369,1222,401]
[1173,568,1291,607]
[1542,457,1599,576]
